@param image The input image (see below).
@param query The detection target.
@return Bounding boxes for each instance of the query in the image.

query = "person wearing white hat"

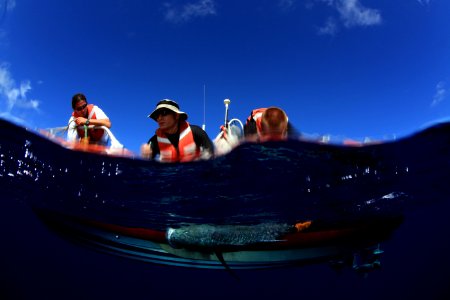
[140,99,214,162]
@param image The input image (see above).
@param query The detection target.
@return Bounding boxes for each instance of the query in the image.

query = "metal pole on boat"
[224,98,230,128]
[202,84,206,131]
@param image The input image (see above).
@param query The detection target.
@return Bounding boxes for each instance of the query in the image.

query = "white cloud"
[312,0,382,35]
[318,17,338,36]
[431,81,448,107]
[336,0,382,28]
[0,64,40,119]
[164,0,217,23]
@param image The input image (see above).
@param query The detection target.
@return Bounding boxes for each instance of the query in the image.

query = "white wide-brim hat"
[148,99,188,121]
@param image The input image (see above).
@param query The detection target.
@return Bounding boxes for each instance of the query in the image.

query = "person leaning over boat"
[244,107,298,142]
[140,99,214,162]
[67,93,112,145]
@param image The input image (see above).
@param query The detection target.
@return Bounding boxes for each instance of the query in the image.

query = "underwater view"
[1,119,450,299]
[2,1,450,299]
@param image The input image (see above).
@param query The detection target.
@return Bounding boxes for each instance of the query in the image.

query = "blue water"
[1,119,450,299]
[1,193,449,299]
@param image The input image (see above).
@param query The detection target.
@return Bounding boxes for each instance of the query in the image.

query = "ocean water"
[1,119,450,299]
[1,191,449,299]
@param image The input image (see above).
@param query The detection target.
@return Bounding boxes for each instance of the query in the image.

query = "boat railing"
[45,125,124,149]
[213,118,244,156]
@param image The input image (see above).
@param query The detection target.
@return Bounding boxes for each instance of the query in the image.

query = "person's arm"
[191,125,214,158]
[140,143,152,159]
[141,135,159,159]
[87,117,111,128]
[244,120,257,136]
[243,121,259,142]
[72,106,111,128]
[149,136,159,159]
[90,106,111,128]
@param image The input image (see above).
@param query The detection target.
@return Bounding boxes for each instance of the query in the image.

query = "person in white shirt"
[67,93,111,145]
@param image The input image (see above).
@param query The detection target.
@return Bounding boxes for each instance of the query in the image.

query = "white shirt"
[67,105,110,144]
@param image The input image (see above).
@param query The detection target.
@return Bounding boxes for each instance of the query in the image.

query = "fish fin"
[214,251,240,281]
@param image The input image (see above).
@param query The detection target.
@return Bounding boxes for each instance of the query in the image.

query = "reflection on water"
[1,119,428,228]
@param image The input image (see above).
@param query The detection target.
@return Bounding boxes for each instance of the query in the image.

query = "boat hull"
[35,208,401,269]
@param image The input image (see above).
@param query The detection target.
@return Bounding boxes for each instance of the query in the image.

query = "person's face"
[155,108,179,133]
[73,101,88,117]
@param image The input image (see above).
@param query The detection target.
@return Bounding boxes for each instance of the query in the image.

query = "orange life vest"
[246,108,267,135]
[156,121,200,162]
[72,104,105,142]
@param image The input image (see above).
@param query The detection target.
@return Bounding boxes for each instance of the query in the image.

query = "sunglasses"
[155,108,173,117]
[75,103,87,112]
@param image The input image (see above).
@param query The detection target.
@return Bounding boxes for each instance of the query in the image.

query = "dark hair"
[71,93,87,109]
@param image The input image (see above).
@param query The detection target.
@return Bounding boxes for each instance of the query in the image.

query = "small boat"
[2,115,450,270]
[34,207,402,270]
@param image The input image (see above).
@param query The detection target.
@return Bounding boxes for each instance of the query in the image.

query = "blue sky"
[0,0,449,153]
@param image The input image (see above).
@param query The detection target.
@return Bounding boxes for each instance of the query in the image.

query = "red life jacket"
[246,108,267,135]
[72,104,105,142]
[156,121,200,162]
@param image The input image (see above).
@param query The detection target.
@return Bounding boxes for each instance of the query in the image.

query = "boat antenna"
[224,98,231,128]
[202,84,206,131]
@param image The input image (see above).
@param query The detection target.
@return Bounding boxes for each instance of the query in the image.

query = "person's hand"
[140,143,152,159]
[74,117,88,126]
[198,148,213,160]
[220,125,228,140]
